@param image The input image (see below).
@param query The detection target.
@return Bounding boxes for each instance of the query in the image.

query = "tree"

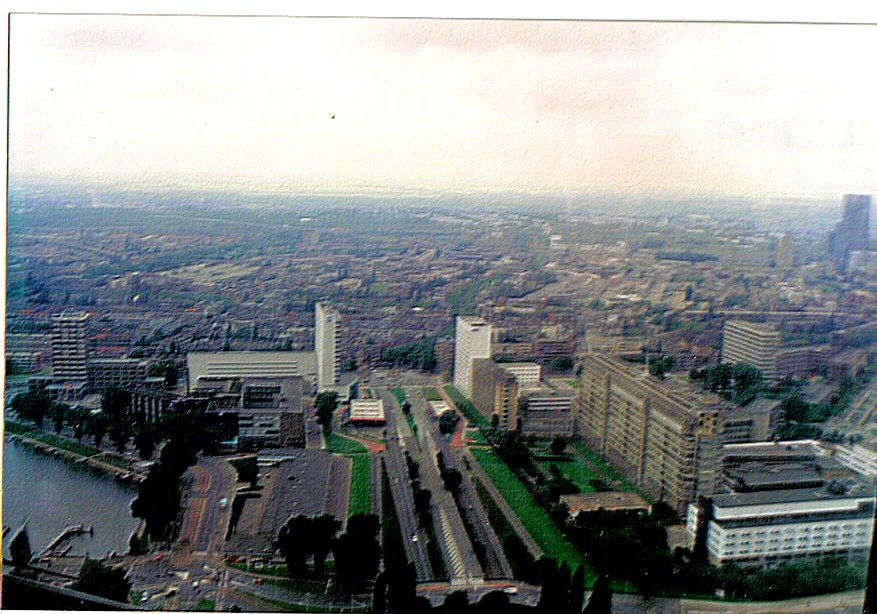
[569,565,586,614]
[441,467,463,497]
[315,391,339,433]
[49,401,69,434]
[72,558,132,603]
[373,572,387,614]
[583,574,612,613]
[12,389,52,428]
[133,424,159,460]
[88,413,109,448]
[10,526,32,567]
[333,513,380,593]
[277,515,314,577]
[310,514,341,577]
[550,437,567,455]
[438,411,460,435]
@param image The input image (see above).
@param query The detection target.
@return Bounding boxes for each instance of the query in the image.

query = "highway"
[404,386,486,585]
[378,387,434,581]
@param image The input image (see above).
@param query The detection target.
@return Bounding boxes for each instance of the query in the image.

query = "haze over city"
[9,15,877,198]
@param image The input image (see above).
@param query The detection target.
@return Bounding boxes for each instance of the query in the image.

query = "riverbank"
[4,423,146,483]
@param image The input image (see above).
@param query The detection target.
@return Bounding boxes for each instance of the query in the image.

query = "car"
[410,532,419,543]
[218,497,228,508]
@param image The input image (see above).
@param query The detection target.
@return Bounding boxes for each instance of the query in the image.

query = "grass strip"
[442,386,489,429]
[471,448,584,572]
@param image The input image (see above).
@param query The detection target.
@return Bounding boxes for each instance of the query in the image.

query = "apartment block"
[721,320,781,383]
[51,311,89,381]
[577,353,724,514]
[87,358,149,392]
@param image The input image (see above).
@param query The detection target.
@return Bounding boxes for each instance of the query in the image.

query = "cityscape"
[3,14,877,614]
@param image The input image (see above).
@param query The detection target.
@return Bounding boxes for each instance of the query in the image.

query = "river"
[2,436,141,559]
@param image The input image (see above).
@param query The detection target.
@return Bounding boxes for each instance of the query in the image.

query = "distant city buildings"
[721,320,781,384]
[453,316,492,397]
[315,302,341,392]
[775,234,794,268]
[826,194,872,270]
[50,311,89,381]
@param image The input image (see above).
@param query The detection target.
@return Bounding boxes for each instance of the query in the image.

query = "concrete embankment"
[5,432,146,483]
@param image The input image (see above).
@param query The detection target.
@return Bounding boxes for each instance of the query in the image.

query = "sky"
[8,14,877,199]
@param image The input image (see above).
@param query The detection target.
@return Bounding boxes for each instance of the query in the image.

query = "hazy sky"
[9,15,877,198]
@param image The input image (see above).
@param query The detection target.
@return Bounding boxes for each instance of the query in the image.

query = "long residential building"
[721,320,781,383]
[576,353,727,514]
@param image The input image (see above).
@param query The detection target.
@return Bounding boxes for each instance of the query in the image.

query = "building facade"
[577,354,724,514]
[687,485,875,568]
[453,316,492,397]
[518,387,575,437]
[826,194,872,269]
[315,302,341,392]
[51,311,89,381]
[721,320,781,384]
[87,358,148,392]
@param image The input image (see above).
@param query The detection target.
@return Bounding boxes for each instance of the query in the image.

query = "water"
[2,436,141,559]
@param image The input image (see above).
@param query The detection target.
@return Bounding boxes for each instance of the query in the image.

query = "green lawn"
[543,458,601,493]
[471,448,585,571]
[569,441,648,499]
[390,388,407,405]
[326,433,371,518]
[347,454,372,517]
[327,433,368,455]
[424,387,442,401]
[195,599,216,611]
[443,385,490,429]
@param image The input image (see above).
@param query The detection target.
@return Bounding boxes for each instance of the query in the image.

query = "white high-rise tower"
[453,316,492,397]
[315,303,341,392]
[51,311,89,381]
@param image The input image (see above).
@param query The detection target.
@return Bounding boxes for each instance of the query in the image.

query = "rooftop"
[562,491,651,515]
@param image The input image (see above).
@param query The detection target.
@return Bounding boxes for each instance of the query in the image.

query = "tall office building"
[315,303,341,392]
[721,320,781,383]
[453,316,492,397]
[775,234,794,268]
[51,311,89,381]
[827,194,872,268]
[577,354,725,514]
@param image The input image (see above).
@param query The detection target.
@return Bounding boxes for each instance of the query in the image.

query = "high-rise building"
[721,320,781,383]
[453,316,492,397]
[315,303,341,392]
[577,354,724,514]
[51,311,89,381]
[775,234,794,268]
[827,194,872,269]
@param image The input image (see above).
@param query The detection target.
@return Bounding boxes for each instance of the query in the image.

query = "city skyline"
[8,15,877,200]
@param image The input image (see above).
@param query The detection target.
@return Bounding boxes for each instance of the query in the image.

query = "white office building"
[453,316,492,397]
[687,484,875,568]
[721,320,781,383]
[315,303,341,392]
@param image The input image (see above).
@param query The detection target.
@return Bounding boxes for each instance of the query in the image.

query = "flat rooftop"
[561,491,651,514]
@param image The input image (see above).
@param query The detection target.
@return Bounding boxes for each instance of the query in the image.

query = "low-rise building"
[87,358,149,392]
[348,399,386,425]
[687,482,875,568]
[561,491,651,518]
